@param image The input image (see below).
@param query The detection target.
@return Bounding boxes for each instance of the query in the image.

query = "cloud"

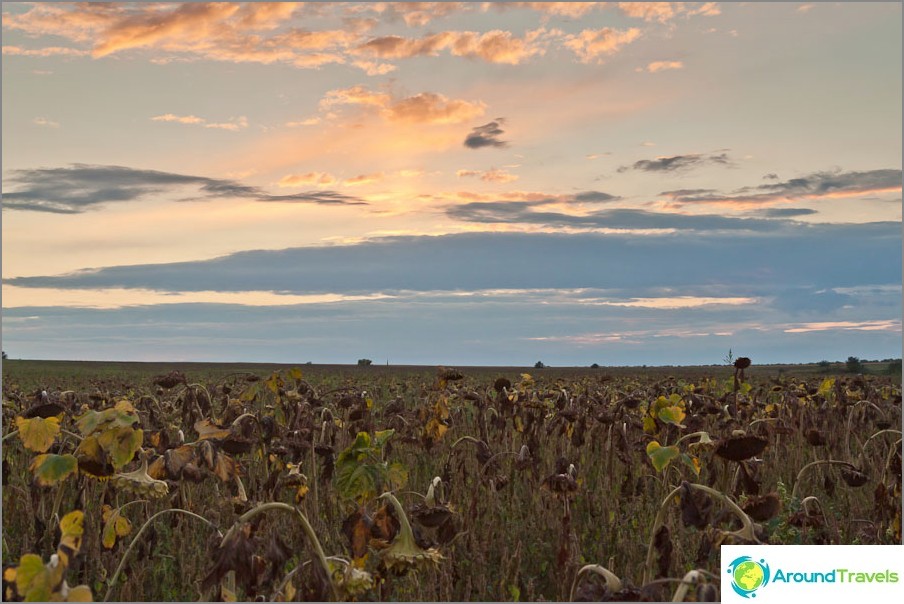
[618,2,720,23]
[6,224,900,298]
[485,2,606,18]
[278,172,338,187]
[32,117,60,128]
[797,4,816,13]
[151,113,248,130]
[457,168,519,183]
[639,60,684,73]
[354,29,549,64]
[618,2,680,22]
[464,119,508,148]
[3,45,88,57]
[2,3,350,69]
[784,320,900,334]
[754,208,818,218]
[619,152,732,172]
[285,117,321,127]
[563,27,642,63]
[662,168,903,207]
[445,202,808,233]
[151,113,205,125]
[343,172,385,187]
[361,3,474,27]
[321,85,486,125]
[351,59,397,75]
[2,164,366,213]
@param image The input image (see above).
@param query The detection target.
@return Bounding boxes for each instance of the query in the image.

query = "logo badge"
[727,556,771,598]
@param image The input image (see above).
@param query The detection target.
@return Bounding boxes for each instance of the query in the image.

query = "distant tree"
[817,360,831,369]
[846,356,864,374]
[534,361,546,369]
[1,351,6,360]
[590,363,600,369]
[357,359,373,366]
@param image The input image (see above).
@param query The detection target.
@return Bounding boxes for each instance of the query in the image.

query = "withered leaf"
[679,482,712,530]
[714,435,768,462]
[741,492,782,522]
[341,508,373,560]
[840,467,869,488]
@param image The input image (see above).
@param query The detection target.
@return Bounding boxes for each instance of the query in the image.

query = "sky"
[1,1,902,366]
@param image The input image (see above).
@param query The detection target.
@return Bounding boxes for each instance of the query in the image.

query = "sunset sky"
[2,1,901,366]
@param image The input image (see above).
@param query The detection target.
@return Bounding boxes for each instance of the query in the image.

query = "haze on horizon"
[1,2,901,367]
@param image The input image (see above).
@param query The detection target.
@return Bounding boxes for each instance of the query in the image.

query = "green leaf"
[680,453,701,476]
[646,441,680,473]
[373,429,395,450]
[15,416,60,453]
[76,402,138,437]
[15,554,46,597]
[336,457,382,502]
[29,454,78,486]
[386,462,408,491]
[657,405,686,427]
[97,427,143,469]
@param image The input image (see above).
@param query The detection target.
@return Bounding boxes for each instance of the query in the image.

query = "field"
[1,359,901,602]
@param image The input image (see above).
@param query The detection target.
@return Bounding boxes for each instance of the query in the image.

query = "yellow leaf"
[30,454,78,487]
[513,415,524,433]
[284,580,296,601]
[65,584,93,602]
[97,427,143,469]
[643,415,657,434]
[16,416,61,453]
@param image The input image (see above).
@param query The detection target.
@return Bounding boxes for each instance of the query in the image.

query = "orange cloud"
[359,3,473,27]
[485,2,606,18]
[151,113,247,130]
[352,59,398,75]
[388,92,486,124]
[344,172,385,187]
[152,113,205,125]
[457,168,519,183]
[278,172,338,187]
[354,29,548,64]
[3,3,347,69]
[322,86,486,125]
[618,2,679,23]
[2,45,88,57]
[564,27,641,63]
[641,60,684,72]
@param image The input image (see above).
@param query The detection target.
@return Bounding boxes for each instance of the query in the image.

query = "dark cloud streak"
[2,164,367,213]
[618,152,732,173]
[464,119,508,148]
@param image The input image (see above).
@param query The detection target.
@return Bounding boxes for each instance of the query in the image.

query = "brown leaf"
[741,492,782,522]
[805,429,827,447]
[371,503,399,543]
[715,435,768,461]
[653,525,672,579]
[679,482,712,529]
[840,467,869,488]
[341,508,373,560]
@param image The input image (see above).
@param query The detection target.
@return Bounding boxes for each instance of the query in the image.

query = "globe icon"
[733,560,765,592]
